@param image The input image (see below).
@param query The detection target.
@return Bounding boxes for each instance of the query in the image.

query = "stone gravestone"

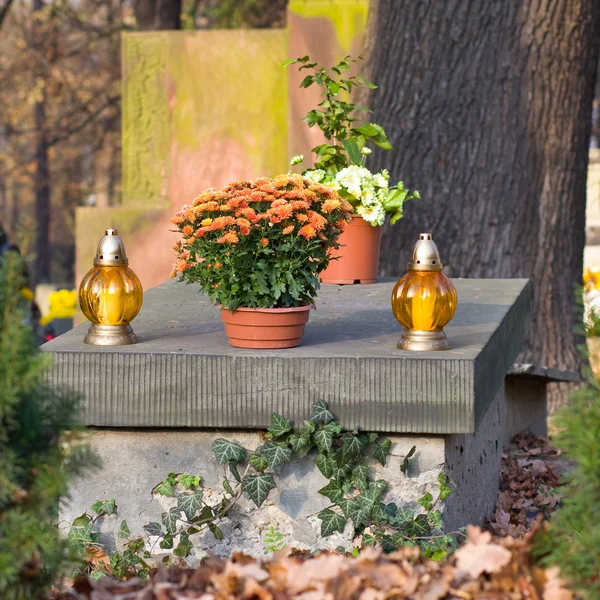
[44,277,533,559]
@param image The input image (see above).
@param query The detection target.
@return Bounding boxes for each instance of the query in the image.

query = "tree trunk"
[362,0,600,401]
[33,0,51,283]
[134,0,181,30]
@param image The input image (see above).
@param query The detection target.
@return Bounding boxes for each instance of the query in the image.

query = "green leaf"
[268,412,293,438]
[342,139,362,166]
[311,400,334,424]
[143,522,163,537]
[242,473,276,508]
[259,441,292,471]
[223,479,234,496]
[212,438,246,465]
[401,445,417,475]
[337,498,367,525]
[440,484,452,501]
[161,508,181,535]
[341,435,362,461]
[118,520,130,539]
[229,462,242,483]
[300,74,314,88]
[314,428,333,453]
[351,464,369,491]
[418,492,434,511]
[289,429,313,455]
[154,473,178,496]
[159,533,174,550]
[179,474,201,489]
[195,505,214,525]
[318,479,344,503]
[178,491,203,520]
[366,432,379,444]
[208,522,224,541]
[174,532,192,557]
[281,58,298,67]
[317,508,347,536]
[249,453,269,472]
[325,421,342,434]
[315,453,336,478]
[373,438,392,466]
[91,498,116,516]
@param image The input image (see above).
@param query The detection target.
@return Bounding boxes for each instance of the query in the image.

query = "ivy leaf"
[337,498,367,525]
[268,413,292,438]
[315,453,335,478]
[179,474,201,489]
[366,432,379,444]
[229,462,242,483]
[154,473,178,497]
[249,453,269,472]
[372,438,392,466]
[173,532,192,558]
[178,491,203,520]
[314,429,333,453]
[223,480,234,495]
[289,429,313,455]
[91,498,116,516]
[351,464,369,491]
[324,421,342,434]
[195,505,214,525]
[118,520,130,539]
[242,473,276,508]
[161,508,181,535]
[401,445,416,475]
[260,441,292,471]
[143,522,163,537]
[209,522,224,541]
[317,508,347,536]
[303,419,316,433]
[212,438,246,465]
[159,533,174,550]
[318,479,344,503]
[341,435,362,461]
[311,400,334,424]
[418,492,434,511]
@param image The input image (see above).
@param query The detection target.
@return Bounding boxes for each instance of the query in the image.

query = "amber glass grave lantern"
[391,233,457,351]
[78,229,143,345]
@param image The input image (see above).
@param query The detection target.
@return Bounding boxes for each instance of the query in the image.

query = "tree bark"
[362,0,600,397]
[134,0,181,30]
[33,0,51,283]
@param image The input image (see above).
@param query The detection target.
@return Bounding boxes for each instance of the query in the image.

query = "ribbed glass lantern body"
[391,270,457,331]
[79,266,143,326]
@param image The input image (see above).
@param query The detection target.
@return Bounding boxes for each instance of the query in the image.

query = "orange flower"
[322,197,341,213]
[171,215,184,225]
[291,200,311,211]
[176,259,189,273]
[239,225,251,235]
[195,228,206,238]
[182,225,194,236]
[298,224,317,240]
[236,217,251,229]
[283,225,295,235]
[212,216,236,230]
[296,213,309,223]
[336,219,349,231]
[308,211,327,231]
[260,238,269,246]
[217,231,239,245]
[214,262,222,269]
[184,209,197,222]
[237,207,258,221]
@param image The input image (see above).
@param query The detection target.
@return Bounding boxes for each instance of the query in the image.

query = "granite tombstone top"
[42,278,531,434]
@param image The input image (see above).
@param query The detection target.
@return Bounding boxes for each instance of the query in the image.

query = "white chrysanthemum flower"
[373,172,388,189]
[290,155,304,166]
[336,165,371,198]
[360,146,372,155]
[303,169,326,183]
[357,203,386,226]
[360,184,377,206]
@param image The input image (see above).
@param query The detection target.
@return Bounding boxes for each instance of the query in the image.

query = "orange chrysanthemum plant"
[170,174,353,311]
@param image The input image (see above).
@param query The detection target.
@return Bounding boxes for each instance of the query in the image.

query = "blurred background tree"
[0,0,287,285]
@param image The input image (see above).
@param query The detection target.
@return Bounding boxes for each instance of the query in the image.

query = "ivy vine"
[69,401,461,581]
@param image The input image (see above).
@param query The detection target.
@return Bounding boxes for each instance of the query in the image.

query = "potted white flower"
[287,55,419,284]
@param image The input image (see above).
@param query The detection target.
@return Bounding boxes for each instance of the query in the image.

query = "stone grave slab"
[44,278,532,558]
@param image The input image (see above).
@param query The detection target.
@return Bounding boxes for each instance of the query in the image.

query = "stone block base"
[61,388,504,560]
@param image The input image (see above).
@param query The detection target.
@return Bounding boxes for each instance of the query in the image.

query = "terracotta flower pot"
[320,215,382,284]
[220,305,312,349]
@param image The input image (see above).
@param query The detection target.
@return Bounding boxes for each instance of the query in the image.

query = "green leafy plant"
[170,174,354,310]
[264,526,285,553]
[67,403,460,581]
[285,55,419,225]
[0,252,98,599]
[536,370,600,596]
